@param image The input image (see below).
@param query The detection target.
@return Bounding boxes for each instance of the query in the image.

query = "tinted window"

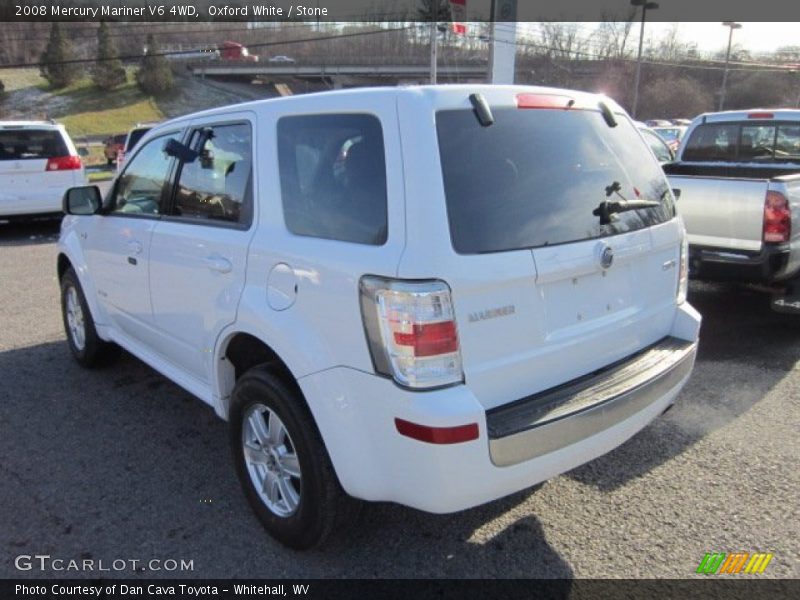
[0,129,68,160]
[171,123,252,225]
[681,123,739,162]
[112,133,179,216]
[682,121,800,163]
[278,114,387,245]
[776,125,800,161]
[437,108,674,254]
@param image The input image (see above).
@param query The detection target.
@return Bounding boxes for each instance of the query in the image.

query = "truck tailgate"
[669,174,767,252]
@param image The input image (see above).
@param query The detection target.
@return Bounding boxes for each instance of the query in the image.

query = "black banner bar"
[2,579,799,600]
[2,0,800,23]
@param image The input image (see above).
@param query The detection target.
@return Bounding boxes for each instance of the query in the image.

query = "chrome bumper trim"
[487,337,697,467]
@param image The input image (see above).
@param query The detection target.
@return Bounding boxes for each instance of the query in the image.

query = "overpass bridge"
[191,63,488,85]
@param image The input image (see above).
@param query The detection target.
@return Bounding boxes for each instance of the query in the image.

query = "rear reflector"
[516,93,576,110]
[764,191,791,243]
[46,155,82,171]
[748,112,774,119]
[394,418,479,444]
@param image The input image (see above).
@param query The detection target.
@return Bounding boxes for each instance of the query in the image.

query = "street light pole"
[719,22,742,111]
[630,0,659,119]
[430,0,439,84]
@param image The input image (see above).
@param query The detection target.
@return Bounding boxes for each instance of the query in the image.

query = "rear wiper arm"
[593,199,661,225]
[593,181,660,225]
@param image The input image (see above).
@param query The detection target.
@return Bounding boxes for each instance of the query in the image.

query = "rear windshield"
[0,129,68,161]
[126,128,151,152]
[437,108,674,254]
[682,121,800,163]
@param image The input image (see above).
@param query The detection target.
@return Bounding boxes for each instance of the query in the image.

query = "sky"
[644,22,799,53]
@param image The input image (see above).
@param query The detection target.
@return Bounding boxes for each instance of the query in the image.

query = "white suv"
[57,86,701,549]
[1,121,86,219]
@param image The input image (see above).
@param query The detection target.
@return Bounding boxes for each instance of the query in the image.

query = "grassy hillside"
[0,67,257,139]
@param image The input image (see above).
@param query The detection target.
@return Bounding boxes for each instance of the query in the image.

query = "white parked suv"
[0,121,86,219]
[57,86,701,549]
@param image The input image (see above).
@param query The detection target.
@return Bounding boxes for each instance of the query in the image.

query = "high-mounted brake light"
[516,93,575,110]
[46,155,82,171]
[747,112,774,120]
[360,277,463,389]
[763,190,791,243]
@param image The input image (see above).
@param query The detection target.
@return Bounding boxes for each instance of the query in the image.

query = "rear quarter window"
[277,113,388,246]
[0,129,68,160]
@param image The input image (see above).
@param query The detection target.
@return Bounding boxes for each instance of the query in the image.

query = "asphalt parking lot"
[1,218,798,579]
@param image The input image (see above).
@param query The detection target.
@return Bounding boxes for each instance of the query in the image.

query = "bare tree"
[593,10,637,59]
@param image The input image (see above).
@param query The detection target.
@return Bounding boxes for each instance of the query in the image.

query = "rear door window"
[0,129,68,160]
[277,113,388,246]
[437,108,674,254]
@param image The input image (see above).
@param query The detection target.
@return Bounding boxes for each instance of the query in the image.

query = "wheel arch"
[214,330,303,420]
[56,242,107,330]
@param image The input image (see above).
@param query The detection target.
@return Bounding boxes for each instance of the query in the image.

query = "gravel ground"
[0,218,798,579]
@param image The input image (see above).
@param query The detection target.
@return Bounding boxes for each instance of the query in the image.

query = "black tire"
[60,268,121,368]
[229,366,360,549]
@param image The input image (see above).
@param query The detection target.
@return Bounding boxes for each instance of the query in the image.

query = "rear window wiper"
[593,181,660,225]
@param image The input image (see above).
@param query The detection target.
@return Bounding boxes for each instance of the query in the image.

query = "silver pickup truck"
[663,110,800,312]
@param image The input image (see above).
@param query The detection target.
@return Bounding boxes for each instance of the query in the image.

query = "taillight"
[763,191,791,244]
[46,155,82,171]
[747,112,774,119]
[677,223,689,305]
[359,277,463,389]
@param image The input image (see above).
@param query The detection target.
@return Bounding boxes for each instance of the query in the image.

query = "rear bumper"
[689,244,793,283]
[300,304,701,514]
[1,190,67,217]
[486,338,696,467]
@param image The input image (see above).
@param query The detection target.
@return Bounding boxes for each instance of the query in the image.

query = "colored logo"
[696,552,773,575]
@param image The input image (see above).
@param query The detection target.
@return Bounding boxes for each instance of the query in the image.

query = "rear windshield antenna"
[469,93,495,127]
[598,101,618,128]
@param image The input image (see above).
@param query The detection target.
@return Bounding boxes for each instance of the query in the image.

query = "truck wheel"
[60,268,121,368]
[229,366,359,549]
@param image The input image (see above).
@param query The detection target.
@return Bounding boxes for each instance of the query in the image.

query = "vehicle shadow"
[0,339,574,579]
[0,218,62,247]
[567,280,800,491]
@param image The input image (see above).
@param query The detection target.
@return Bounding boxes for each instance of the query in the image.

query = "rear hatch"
[0,126,81,207]
[398,88,682,410]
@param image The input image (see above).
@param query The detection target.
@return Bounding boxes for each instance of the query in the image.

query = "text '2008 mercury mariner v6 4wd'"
[57,86,700,549]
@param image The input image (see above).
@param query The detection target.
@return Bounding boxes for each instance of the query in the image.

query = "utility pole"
[719,22,742,111]
[430,0,439,84]
[630,0,658,119]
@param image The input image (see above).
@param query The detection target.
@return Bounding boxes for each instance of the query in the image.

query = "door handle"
[204,255,233,274]
[127,240,143,255]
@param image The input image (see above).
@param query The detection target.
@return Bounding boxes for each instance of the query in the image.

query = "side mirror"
[672,188,682,200]
[163,138,198,163]
[63,186,102,215]
[77,147,89,157]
